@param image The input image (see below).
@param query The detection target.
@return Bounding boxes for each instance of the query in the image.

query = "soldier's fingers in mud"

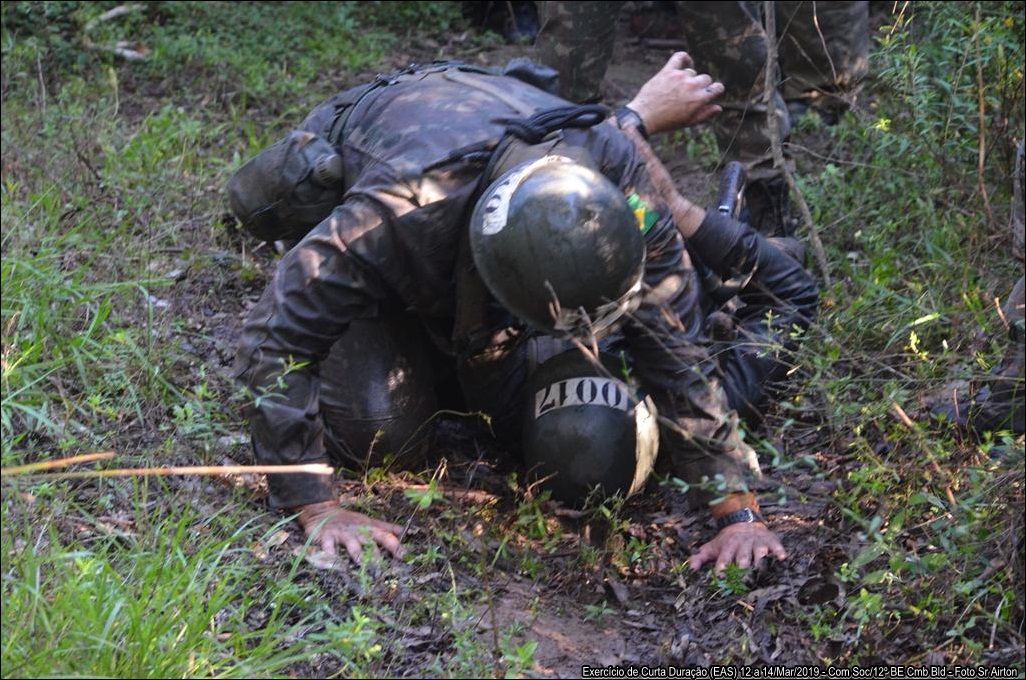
[370,527,405,559]
[751,543,771,568]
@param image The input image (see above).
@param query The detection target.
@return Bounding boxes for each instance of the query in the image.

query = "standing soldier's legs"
[940,276,1026,436]
[535,1,626,103]
[933,141,1026,436]
[675,1,791,182]
[776,1,871,120]
[674,1,794,235]
[977,276,1025,435]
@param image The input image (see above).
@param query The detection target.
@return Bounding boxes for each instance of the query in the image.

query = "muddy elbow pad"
[227,131,344,242]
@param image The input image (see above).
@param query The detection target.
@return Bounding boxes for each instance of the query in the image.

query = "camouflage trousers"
[535,1,870,180]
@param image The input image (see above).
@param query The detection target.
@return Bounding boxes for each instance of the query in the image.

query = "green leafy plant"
[404,477,447,510]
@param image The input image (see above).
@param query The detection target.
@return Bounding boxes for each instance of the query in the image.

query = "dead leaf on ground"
[294,546,346,571]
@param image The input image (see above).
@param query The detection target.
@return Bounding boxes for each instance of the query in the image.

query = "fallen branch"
[401,484,500,505]
[890,400,957,508]
[82,4,146,32]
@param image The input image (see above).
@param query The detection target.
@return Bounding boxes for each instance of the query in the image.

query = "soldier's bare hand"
[689,522,787,574]
[296,500,406,564]
[625,52,724,136]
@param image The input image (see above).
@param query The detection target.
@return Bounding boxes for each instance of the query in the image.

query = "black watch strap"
[615,106,649,139]
[715,508,765,530]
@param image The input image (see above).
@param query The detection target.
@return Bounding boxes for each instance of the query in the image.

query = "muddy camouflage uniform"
[231,62,819,512]
[536,1,870,230]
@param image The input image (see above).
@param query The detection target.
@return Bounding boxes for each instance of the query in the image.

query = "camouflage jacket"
[233,62,819,511]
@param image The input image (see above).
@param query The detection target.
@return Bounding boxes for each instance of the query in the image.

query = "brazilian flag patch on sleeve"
[626,193,659,235]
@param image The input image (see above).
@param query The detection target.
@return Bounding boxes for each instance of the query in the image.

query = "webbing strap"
[498,104,609,145]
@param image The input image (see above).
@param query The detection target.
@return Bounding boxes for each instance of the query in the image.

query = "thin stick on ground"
[1,463,334,481]
[0,451,116,476]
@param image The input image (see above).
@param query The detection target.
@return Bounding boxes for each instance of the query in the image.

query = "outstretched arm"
[616,119,799,576]
[235,197,406,566]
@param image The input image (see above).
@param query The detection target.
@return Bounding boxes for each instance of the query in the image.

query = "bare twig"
[889,400,956,507]
[763,2,831,287]
[989,594,1007,649]
[810,4,840,93]
[1014,141,1025,259]
[35,52,47,112]
[402,484,500,505]
[1,451,115,476]
[1,463,333,481]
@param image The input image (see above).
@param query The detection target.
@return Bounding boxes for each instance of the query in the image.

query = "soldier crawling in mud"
[226,53,819,574]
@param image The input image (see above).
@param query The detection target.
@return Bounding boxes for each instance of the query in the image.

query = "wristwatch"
[715,508,766,530]
[614,106,649,139]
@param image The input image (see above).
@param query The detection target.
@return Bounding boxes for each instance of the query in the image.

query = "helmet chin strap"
[548,277,643,340]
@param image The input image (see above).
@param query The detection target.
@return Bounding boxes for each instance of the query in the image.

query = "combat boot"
[743,177,797,237]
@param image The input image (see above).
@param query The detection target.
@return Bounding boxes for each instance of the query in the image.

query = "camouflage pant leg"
[776,1,871,106]
[674,1,791,181]
[535,1,627,103]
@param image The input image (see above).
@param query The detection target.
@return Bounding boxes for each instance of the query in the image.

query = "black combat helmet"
[523,350,659,506]
[469,156,645,338]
